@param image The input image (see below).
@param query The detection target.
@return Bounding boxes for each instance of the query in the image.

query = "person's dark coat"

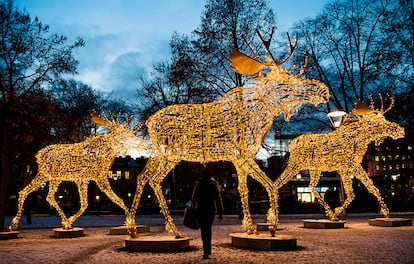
[193,177,223,219]
[192,169,223,259]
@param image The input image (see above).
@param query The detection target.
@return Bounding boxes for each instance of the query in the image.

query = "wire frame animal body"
[8,114,148,231]
[126,31,330,238]
[274,97,405,222]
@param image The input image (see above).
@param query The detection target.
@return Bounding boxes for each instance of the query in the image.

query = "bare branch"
[255,28,277,64]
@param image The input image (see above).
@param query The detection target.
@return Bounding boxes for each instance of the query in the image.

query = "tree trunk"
[0,128,11,230]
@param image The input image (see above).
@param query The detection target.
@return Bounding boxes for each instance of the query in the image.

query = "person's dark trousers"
[199,214,214,257]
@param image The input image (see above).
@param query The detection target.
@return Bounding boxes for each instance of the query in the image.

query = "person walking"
[192,168,223,259]
[324,185,340,209]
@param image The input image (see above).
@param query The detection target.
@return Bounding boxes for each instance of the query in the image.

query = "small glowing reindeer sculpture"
[8,114,148,231]
[274,96,405,221]
[126,30,330,238]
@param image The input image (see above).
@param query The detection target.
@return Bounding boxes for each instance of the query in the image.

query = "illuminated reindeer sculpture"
[274,96,405,221]
[8,114,148,231]
[126,30,330,238]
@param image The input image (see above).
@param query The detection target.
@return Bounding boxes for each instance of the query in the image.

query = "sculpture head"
[91,113,148,156]
[255,65,330,121]
[351,96,405,145]
[230,28,329,121]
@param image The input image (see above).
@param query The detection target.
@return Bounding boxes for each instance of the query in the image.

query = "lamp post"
[327,109,346,128]
[327,109,347,220]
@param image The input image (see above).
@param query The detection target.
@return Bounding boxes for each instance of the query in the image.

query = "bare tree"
[0,0,84,230]
[50,79,105,142]
[135,0,276,120]
[378,0,414,133]
[291,0,409,114]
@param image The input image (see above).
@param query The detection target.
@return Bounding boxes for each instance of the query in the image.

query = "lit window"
[296,187,315,203]
[408,146,412,151]
[376,165,380,171]
[375,156,380,162]
[125,171,130,180]
[107,171,113,179]
[113,171,121,180]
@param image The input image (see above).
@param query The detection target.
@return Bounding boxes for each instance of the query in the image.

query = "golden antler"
[380,94,395,114]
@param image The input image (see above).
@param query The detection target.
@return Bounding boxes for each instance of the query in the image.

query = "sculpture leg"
[272,162,302,233]
[66,181,89,227]
[332,171,355,219]
[96,178,128,213]
[126,176,149,237]
[46,181,70,229]
[234,162,256,234]
[353,167,390,218]
[274,160,302,190]
[149,159,185,238]
[246,159,278,236]
[126,157,156,238]
[8,175,45,231]
[308,170,336,220]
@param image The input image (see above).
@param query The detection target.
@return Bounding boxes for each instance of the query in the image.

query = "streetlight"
[327,108,347,219]
[327,109,346,128]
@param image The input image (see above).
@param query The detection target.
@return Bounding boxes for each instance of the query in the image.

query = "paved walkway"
[6,212,414,229]
[1,213,413,264]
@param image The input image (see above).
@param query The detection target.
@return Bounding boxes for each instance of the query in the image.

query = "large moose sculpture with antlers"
[8,114,148,231]
[126,29,330,238]
[273,96,405,222]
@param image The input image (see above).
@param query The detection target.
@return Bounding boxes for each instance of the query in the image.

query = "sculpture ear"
[352,100,374,116]
[91,113,112,127]
[230,48,266,74]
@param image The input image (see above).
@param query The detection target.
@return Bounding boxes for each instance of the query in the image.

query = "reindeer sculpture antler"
[353,94,395,116]
[231,28,305,77]
[256,27,298,66]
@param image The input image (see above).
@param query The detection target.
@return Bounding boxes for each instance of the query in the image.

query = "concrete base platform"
[0,231,19,240]
[303,219,346,229]
[109,225,150,235]
[125,235,191,252]
[369,218,412,227]
[53,227,84,238]
[230,233,297,251]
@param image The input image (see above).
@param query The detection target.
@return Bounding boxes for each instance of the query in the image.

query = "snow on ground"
[1,213,413,264]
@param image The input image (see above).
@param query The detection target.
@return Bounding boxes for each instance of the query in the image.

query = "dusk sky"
[15,0,329,101]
